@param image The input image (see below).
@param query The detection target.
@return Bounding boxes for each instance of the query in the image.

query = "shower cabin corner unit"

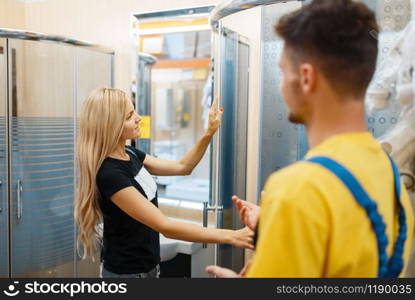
[0,28,114,278]
[209,0,410,271]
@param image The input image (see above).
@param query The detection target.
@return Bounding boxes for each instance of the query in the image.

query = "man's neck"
[305,98,368,148]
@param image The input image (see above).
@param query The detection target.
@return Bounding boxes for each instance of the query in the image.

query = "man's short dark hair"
[275,0,379,97]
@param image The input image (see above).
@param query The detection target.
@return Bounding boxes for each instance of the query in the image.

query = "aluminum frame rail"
[0,28,114,54]
[210,0,303,31]
[138,52,157,65]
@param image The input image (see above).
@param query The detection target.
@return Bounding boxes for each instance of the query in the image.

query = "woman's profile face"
[121,99,142,140]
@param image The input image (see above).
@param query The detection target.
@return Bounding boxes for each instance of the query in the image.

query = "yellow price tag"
[193,68,207,80]
[140,116,151,139]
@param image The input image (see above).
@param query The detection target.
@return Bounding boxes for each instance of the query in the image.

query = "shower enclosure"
[209,0,304,272]
[210,0,413,272]
[0,28,114,278]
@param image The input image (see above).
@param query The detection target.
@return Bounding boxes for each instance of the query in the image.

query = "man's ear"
[299,63,316,94]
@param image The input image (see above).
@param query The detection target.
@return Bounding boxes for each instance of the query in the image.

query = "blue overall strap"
[385,153,407,277]
[306,156,407,278]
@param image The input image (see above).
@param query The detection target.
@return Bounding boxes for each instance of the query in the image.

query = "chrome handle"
[17,180,22,220]
[203,202,217,227]
[203,202,223,248]
[203,201,216,248]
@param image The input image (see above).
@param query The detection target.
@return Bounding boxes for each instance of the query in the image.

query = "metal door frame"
[212,24,251,271]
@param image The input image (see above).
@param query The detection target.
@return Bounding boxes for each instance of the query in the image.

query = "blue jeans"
[101,264,160,278]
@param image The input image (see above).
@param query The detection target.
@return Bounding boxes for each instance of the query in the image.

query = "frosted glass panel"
[0,38,8,278]
[9,39,75,277]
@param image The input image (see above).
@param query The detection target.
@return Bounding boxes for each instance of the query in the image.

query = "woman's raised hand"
[206,96,224,136]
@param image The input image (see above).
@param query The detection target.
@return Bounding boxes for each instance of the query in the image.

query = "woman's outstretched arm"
[111,186,254,249]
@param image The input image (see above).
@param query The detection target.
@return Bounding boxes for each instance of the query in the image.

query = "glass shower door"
[215,27,250,271]
[8,39,76,277]
[0,38,8,277]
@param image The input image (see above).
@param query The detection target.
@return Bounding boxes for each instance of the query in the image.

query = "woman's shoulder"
[96,158,135,199]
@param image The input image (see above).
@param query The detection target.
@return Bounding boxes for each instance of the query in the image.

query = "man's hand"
[205,259,253,278]
[205,266,241,278]
[239,259,253,276]
[232,195,261,231]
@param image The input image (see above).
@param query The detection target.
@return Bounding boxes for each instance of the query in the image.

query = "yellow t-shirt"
[247,132,414,277]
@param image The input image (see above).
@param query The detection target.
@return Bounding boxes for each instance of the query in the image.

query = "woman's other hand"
[206,96,224,136]
[232,195,261,231]
[229,226,254,250]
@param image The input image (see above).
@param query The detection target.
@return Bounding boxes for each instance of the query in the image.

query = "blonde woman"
[75,87,253,278]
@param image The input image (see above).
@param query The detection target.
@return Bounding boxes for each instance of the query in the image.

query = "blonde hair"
[75,87,130,259]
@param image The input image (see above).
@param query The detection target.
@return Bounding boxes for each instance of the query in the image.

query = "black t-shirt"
[96,146,160,274]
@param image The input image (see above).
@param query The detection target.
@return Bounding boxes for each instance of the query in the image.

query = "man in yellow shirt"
[207,0,414,277]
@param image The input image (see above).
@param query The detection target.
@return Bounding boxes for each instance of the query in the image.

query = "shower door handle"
[202,202,223,248]
[17,179,23,220]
